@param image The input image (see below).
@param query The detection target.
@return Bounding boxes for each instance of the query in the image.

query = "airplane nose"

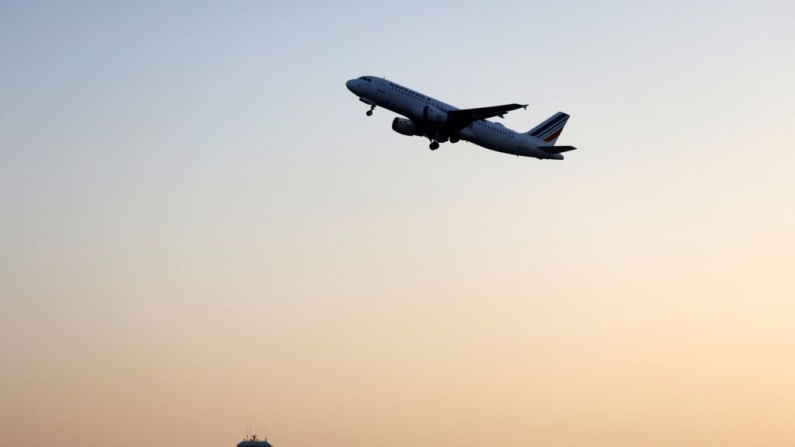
[346,79,356,93]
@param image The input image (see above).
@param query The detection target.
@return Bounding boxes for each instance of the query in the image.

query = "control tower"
[237,435,272,447]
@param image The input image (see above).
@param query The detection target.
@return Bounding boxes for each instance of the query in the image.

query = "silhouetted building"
[238,435,272,447]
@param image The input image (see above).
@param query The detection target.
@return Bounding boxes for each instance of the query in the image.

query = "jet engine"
[392,118,422,136]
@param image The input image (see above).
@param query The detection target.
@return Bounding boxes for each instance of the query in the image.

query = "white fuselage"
[346,76,562,159]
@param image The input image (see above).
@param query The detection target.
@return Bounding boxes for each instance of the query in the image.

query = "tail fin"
[526,112,570,146]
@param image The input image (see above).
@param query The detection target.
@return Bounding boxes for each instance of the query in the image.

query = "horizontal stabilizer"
[540,145,577,154]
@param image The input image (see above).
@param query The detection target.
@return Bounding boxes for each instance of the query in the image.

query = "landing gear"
[429,141,440,150]
[366,104,375,116]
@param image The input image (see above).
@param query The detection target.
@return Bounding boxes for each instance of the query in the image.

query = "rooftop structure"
[237,434,273,447]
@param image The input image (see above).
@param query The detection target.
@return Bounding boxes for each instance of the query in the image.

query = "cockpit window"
[359,77,372,82]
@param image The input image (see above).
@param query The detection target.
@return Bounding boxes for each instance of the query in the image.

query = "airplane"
[345,76,576,160]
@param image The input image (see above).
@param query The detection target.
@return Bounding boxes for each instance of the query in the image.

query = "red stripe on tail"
[543,129,563,142]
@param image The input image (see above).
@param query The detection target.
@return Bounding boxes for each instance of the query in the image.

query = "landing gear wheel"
[429,141,440,150]
[366,110,373,116]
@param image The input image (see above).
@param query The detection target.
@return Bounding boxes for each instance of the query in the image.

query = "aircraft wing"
[447,103,528,127]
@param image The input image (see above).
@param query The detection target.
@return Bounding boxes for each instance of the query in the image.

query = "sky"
[1,1,794,446]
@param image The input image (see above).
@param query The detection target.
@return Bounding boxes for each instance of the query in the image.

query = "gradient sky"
[2,1,794,446]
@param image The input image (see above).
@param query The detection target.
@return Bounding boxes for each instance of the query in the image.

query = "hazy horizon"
[2,1,794,446]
